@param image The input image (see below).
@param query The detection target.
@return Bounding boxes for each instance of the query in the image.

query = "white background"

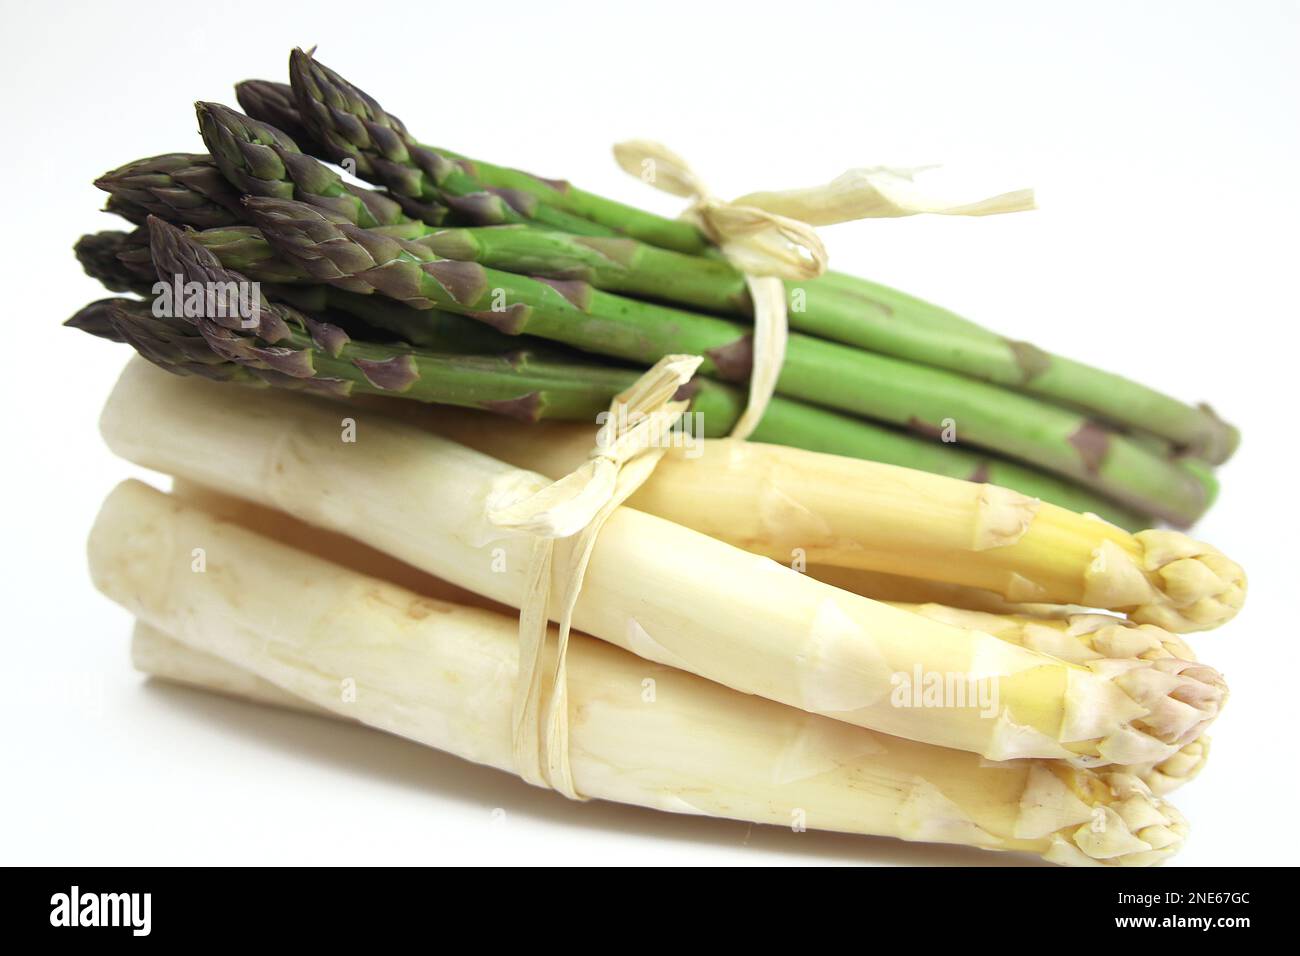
[1,0,1297,866]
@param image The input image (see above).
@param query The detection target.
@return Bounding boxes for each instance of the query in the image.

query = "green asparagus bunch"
[68,48,1242,529]
[277,49,1237,463]
[75,217,655,419]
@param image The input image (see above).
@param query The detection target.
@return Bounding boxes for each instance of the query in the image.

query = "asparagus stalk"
[274,51,1237,463]
[94,153,245,229]
[100,358,1228,765]
[82,291,635,421]
[393,409,1244,633]
[96,482,1187,866]
[74,230,153,296]
[808,278,1240,463]
[245,196,1217,525]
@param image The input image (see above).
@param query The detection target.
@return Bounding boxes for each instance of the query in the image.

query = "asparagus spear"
[94,153,245,229]
[74,230,153,296]
[406,409,1243,632]
[135,613,1205,804]
[244,196,1215,525]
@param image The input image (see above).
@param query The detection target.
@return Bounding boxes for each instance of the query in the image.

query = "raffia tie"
[487,355,702,799]
[613,140,1037,439]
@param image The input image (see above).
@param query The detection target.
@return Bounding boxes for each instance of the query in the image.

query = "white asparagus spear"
[396,406,1245,633]
[101,360,1226,765]
[96,484,1185,866]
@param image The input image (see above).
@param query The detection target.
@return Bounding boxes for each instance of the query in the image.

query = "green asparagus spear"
[244,196,1212,524]
[95,154,245,229]
[75,230,154,296]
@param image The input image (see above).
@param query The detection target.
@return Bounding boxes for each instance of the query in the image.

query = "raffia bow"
[612,140,1035,440]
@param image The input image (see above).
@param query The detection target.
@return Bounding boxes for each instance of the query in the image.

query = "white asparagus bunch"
[175,479,1213,796]
[169,480,1208,795]
[401,408,1247,633]
[100,360,1227,766]
[93,482,1187,866]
